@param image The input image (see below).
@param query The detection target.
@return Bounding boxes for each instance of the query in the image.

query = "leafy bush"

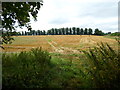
[83,39,120,88]
[110,32,120,36]
[2,47,53,88]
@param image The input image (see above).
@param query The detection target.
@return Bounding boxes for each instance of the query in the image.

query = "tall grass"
[2,47,91,88]
[83,38,120,88]
[2,47,54,88]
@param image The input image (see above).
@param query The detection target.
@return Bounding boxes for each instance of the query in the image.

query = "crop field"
[2,35,118,53]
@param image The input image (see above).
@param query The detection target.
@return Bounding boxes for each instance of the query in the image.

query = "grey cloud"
[78,2,117,18]
[49,17,69,24]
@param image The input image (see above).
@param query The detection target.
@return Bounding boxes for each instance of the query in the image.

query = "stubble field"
[2,35,118,54]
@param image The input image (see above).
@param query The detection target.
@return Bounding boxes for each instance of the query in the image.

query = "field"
[2,35,118,53]
[2,35,120,88]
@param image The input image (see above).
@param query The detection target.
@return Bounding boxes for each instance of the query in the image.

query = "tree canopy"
[1,1,43,44]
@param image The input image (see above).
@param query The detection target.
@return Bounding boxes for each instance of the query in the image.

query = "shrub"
[83,39,120,88]
[110,32,120,36]
[2,47,53,88]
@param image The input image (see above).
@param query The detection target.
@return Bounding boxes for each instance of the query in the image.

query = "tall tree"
[43,30,46,35]
[72,27,76,35]
[76,27,80,35]
[88,28,93,35]
[66,27,69,35]
[55,28,58,35]
[69,28,72,35]
[25,31,27,35]
[1,1,43,44]
[80,28,84,35]
[94,28,104,36]
[37,30,41,35]
[61,28,65,35]
[51,28,55,35]
[84,28,88,35]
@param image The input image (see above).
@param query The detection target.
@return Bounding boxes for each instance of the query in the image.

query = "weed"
[83,40,120,88]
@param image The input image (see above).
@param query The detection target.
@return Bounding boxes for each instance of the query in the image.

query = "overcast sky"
[18,0,119,33]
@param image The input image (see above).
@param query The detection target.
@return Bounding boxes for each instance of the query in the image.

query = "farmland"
[2,35,120,88]
[2,35,118,53]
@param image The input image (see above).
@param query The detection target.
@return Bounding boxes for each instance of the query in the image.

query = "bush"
[2,47,53,88]
[83,39,120,88]
[110,32,120,36]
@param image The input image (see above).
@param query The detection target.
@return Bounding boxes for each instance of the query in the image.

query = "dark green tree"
[66,27,69,35]
[25,31,27,35]
[76,27,80,35]
[61,28,65,35]
[72,27,76,35]
[80,28,84,35]
[55,28,58,35]
[21,31,24,36]
[1,1,43,44]
[69,28,72,35]
[51,28,55,35]
[88,28,93,35]
[84,28,88,35]
[94,28,104,36]
[43,30,46,35]
[37,30,41,35]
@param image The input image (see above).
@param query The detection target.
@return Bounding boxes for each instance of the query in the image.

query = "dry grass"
[2,35,117,54]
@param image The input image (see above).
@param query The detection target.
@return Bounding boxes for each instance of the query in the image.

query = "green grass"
[104,35,120,40]
[2,48,93,88]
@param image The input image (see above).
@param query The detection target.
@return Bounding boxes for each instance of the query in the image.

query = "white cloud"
[18,0,119,33]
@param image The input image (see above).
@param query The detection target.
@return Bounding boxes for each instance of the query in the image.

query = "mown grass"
[2,38,120,88]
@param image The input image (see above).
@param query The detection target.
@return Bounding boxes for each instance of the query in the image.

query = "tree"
[43,30,46,35]
[25,31,28,35]
[80,28,84,35]
[88,28,93,35]
[21,31,24,36]
[66,27,69,35]
[69,28,72,35]
[76,27,80,35]
[72,27,76,35]
[51,28,55,35]
[84,28,88,35]
[1,1,43,44]
[61,28,65,35]
[94,28,104,36]
[55,28,58,35]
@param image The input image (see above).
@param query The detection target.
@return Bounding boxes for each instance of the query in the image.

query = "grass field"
[2,35,118,53]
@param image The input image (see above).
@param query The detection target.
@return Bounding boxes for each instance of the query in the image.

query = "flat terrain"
[2,35,118,54]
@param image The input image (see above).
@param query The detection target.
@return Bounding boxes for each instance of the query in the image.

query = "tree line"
[14,27,107,36]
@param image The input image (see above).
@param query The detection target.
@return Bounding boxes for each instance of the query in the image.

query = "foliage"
[16,27,93,36]
[1,1,43,44]
[94,28,104,36]
[2,47,92,88]
[83,39,120,88]
[2,47,53,88]
[110,32,120,36]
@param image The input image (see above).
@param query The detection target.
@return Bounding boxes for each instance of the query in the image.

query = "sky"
[18,0,119,33]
